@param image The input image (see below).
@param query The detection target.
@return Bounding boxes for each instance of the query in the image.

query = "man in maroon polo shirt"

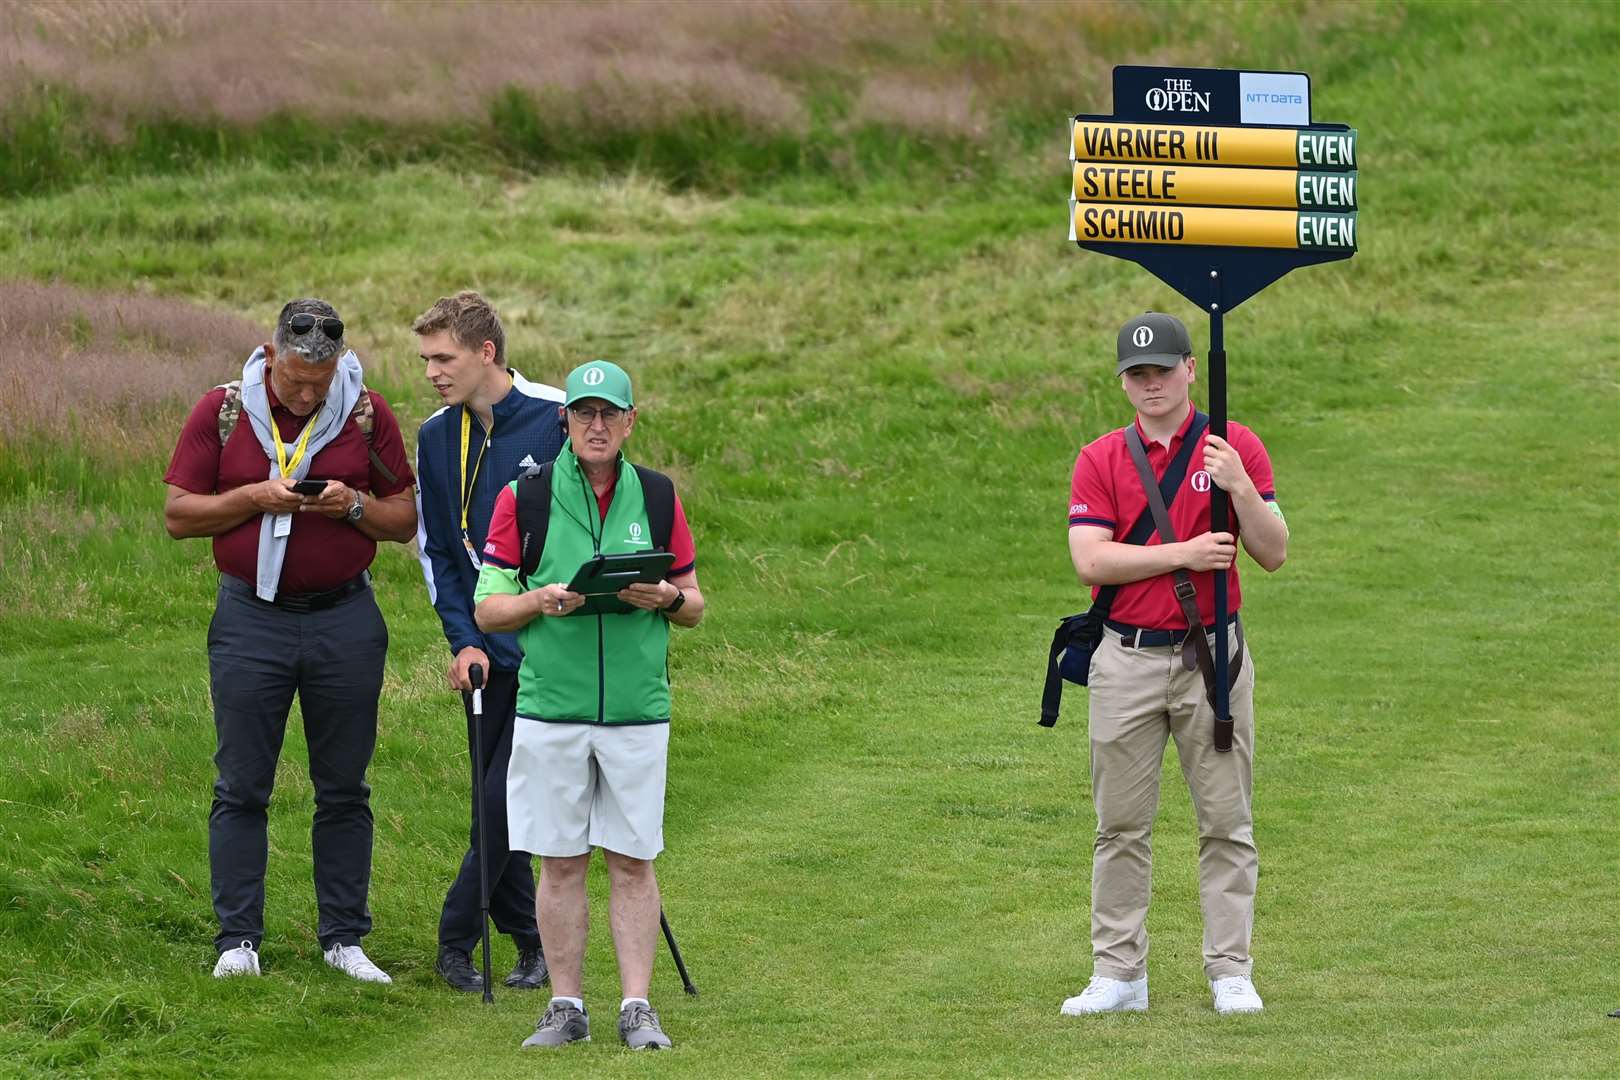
[163,298,417,983]
[1060,311,1288,1018]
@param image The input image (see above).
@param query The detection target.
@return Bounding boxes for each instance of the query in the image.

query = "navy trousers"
[438,668,541,952]
[207,576,387,953]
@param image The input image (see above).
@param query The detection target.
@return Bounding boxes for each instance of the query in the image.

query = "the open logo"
[583,367,605,386]
[1132,325,1154,348]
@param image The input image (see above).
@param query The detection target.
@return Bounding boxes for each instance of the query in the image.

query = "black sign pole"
[1208,268,1234,753]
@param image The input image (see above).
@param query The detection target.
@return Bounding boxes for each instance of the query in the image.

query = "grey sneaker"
[618,1001,673,1050]
[522,1001,590,1048]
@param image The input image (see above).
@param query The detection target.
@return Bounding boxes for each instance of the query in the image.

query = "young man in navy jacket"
[413,291,565,992]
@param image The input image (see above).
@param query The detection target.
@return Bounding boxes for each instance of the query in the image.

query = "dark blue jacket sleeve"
[414,420,487,657]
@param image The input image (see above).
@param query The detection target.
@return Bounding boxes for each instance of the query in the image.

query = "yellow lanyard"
[272,411,318,479]
[459,407,491,532]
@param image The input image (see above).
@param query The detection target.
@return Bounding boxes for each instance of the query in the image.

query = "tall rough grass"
[0,280,262,467]
[0,0,1133,131]
[3,0,804,131]
[0,0,1163,193]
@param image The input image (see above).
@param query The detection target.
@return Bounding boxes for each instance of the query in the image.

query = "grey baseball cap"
[1116,311,1192,375]
[275,298,346,364]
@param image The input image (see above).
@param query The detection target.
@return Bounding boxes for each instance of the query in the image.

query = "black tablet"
[565,551,677,614]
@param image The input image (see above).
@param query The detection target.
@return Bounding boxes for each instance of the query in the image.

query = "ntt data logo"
[1145,78,1211,114]
[1238,71,1310,125]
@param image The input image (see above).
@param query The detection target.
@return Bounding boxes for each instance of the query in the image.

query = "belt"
[222,571,370,613]
[1105,613,1239,649]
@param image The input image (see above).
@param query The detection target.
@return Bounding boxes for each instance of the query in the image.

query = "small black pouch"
[1057,608,1104,686]
[1040,607,1105,727]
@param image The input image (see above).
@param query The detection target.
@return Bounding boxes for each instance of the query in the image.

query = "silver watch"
[346,489,365,522]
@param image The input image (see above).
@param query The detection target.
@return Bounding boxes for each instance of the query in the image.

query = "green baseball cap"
[564,360,633,409]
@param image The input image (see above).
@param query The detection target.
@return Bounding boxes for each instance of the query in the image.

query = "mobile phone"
[291,479,328,496]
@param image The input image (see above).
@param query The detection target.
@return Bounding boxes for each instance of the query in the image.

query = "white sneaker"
[213,940,261,978]
[1211,974,1264,1014]
[324,943,393,985]
[1061,975,1148,1015]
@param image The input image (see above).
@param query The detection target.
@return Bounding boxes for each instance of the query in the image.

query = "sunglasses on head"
[288,313,344,341]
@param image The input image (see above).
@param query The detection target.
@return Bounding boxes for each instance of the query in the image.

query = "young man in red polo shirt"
[164,298,417,984]
[1061,311,1288,1017]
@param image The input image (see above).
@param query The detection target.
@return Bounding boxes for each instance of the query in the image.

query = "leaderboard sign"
[1069,66,1358,309]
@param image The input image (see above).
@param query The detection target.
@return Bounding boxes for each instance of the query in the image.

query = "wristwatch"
[346,489,365,523]
[662,589,686,614]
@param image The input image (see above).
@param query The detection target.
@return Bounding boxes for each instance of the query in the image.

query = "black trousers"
[438,667,540,952]
[207,577,387,953]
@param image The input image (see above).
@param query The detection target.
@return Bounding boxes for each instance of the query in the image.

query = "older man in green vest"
[475,360,704,1051]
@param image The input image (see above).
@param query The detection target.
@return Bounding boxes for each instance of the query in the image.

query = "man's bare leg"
[536,853,590,997]
[603,850,660,1000]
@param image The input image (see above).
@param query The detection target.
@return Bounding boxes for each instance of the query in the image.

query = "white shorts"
[507,719,669,860]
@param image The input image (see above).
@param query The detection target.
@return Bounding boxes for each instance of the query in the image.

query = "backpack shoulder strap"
[349,387,400,487]
[216,380,244,445]
[632,465,676,552]
[349,385,375,437]
[516,461,555,586]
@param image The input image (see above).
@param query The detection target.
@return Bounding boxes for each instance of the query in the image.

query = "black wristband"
[662,589,686,614]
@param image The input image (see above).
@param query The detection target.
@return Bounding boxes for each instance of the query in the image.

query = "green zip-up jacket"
[474,447,671,724]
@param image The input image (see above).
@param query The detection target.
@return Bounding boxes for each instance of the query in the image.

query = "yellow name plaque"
[1072,202,1357,250]
[1072,122,1356,170]
[1072,163,1356,210]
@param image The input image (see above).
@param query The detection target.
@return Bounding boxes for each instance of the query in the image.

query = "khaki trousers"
[1086,623,1257,981]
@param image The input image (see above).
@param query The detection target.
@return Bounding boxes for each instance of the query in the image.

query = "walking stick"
[469,663,494,1004]
[660,908,698,996]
